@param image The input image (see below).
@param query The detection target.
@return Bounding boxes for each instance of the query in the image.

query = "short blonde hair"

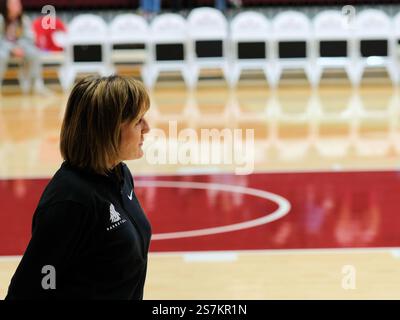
[60,75,150,175]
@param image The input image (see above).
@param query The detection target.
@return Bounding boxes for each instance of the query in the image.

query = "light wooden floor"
[1,79,400,299]
[1,249,400,299]
[1,81,400,177]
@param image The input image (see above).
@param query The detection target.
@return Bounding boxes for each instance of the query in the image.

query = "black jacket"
[5,161,152,300]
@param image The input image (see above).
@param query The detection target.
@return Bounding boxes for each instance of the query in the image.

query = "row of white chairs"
[52,7,400,90]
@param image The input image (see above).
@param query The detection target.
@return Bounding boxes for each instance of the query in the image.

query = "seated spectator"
[215,0,242,11]
[0,0,47,94]
[139,0,160,20]
[32,16,66,52]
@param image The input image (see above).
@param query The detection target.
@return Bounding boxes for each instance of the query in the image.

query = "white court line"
[149,247,400,257]
[172,166,400,176]
[183,252,238,263]
[135,180,291,240]
[0,256,21,261]
[1,247,400,262]
[0,166,397,181]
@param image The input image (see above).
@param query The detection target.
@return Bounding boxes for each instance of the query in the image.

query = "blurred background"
[1,0,400,299]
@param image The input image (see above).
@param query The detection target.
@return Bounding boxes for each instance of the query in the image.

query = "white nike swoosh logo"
[128,190,133,200]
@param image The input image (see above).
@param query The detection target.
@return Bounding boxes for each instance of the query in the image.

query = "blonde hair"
[60,75,150,175]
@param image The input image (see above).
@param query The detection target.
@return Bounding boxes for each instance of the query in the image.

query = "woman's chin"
[134,149,144,160]
[123,147,144,161]
[122,155,141,162]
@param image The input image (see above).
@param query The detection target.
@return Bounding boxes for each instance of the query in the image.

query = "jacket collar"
[61,161,126,191]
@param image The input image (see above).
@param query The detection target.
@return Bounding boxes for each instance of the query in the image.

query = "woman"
[6,75,152,299]
[0,0,46,93]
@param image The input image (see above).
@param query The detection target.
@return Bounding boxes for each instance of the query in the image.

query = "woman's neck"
[109,161,121,171]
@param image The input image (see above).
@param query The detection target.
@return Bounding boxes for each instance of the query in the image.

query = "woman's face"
[119,110,150,161]
[7,0,22,20]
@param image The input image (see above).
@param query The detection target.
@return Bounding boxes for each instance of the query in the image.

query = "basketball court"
[1,79,400,299]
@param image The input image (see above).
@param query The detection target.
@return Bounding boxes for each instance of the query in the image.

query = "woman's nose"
[142,119,150,134]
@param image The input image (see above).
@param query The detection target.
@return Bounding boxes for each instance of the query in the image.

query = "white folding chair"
[229,11,272,87]
[353,9,397,85]
[109,14,149,71]
[143,13,191,89]
[313,10,356,86]
[187,7,230,87]
[392,12,400,84]
[271,11,315,87]
[58,14,113,91]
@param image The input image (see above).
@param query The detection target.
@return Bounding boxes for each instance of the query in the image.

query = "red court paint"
[0,171,399,255]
